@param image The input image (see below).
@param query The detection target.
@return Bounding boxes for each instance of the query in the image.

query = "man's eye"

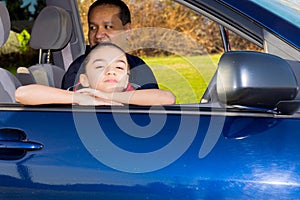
[96,66,105,69]
[89,25,96,30]
[104,25,113,29]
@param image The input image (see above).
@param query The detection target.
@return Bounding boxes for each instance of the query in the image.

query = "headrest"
[0,2,11,47]
[0,68,21,103]
[30,6,72,50]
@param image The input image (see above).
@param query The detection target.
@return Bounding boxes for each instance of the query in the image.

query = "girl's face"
[80,45,129,93]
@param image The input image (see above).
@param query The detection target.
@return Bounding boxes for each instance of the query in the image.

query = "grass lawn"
[143,54,221,104]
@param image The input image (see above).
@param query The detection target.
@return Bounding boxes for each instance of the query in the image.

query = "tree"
[77,0,95,43]
[6,0,31,21]
[76,0,261,56]
[124,0,223,56]
[31,0,46,19]
[0,0,46,70]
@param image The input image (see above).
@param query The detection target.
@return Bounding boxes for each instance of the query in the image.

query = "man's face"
[88,5,130,47]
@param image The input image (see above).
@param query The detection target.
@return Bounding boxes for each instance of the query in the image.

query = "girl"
[15,43,175,106]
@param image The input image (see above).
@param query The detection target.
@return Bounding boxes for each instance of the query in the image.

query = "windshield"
[250,0,300,28]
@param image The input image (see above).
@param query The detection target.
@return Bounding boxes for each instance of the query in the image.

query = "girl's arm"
[77,88,176,105]
[15,84,75,105]
[15,84,118,105]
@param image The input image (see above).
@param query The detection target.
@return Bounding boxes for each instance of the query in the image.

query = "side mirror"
[216,51,298,109]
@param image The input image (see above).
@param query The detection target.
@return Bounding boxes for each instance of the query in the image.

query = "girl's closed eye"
[115,61,127,71]
[116,65,125,70]
[93,60,107,70]
[96,65,105,69]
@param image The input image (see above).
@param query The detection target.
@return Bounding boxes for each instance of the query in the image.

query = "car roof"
[181,0,300,50]
[218,0,300,49]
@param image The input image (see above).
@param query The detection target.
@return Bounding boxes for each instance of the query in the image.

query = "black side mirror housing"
[216,51,298,109]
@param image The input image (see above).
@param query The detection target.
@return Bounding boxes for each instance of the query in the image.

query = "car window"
[123,0,263,104]
[0,0,263,106]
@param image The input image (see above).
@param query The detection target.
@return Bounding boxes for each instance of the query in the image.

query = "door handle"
[0,140,43,151]
[0,128,44,160]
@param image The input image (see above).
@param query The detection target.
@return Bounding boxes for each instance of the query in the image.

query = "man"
[61,0,158,90]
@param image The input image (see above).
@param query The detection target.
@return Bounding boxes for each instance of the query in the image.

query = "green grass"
[143,54,221,104]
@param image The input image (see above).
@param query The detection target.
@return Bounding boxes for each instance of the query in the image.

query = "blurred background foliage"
[0,0,45,71]
[0,0,260,72]
[78,0,260,56]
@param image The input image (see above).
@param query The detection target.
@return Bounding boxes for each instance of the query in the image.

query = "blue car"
[1,0,300,199]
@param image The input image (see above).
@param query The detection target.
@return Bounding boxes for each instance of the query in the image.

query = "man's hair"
[88,0,131,26]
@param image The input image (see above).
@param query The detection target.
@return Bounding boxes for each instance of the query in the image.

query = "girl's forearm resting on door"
[15,85,176,106]
[15,84,75,105]
[78,88,176,105]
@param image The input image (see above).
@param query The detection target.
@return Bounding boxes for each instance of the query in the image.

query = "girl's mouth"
[104,79,118,83]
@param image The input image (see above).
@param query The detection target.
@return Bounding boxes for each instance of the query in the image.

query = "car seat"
[0,2,22,103]
[17,6,73,88]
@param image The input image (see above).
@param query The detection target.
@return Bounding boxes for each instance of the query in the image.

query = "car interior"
[0,2,22,103]
[0,0,83,103]
[16,5,72,88]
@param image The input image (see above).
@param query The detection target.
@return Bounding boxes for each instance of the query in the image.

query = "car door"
[1,104,300,199]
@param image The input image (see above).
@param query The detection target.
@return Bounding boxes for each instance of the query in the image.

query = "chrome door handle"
[0,140,43,151]
[0,128,44,160]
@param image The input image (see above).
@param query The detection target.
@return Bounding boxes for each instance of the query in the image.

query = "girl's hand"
[76,88,110,100]
[75,89,122,106]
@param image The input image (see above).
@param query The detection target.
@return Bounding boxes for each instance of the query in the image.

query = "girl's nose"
[105,66,116,75]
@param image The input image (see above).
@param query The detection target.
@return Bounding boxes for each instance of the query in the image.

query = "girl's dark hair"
[88,0,131,26]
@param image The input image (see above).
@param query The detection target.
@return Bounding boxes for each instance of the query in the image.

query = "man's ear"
[123,23,131,42]
[79,74,90,87]
[124,22,131,30]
